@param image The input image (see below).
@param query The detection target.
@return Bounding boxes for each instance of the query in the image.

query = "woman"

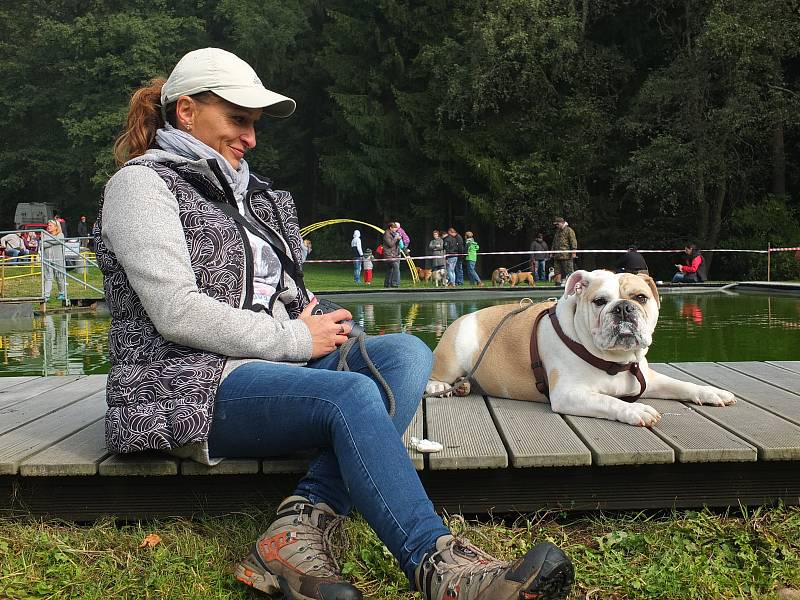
[99,48,572,600]
[382,222,402,288]
[41,220,66,300]
[673,243,706,283]
[428,229,445,273]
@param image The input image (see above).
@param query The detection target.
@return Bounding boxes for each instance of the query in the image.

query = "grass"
[1,506,798,599]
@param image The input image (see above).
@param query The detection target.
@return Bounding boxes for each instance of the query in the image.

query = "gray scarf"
[155,124,250,202]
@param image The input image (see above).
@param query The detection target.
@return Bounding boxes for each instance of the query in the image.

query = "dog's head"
[493,267,510,283]
[563,270,660,353]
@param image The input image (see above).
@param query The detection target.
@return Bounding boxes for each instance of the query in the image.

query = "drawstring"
[336,332,396,417]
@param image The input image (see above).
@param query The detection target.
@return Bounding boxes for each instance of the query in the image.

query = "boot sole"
[234,553,281,595]
[519,542,575,600]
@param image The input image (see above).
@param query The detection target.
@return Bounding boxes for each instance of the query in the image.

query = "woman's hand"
[299,299,352,359]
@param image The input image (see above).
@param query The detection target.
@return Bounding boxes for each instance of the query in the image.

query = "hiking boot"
[415,535,573,600]
[235,495,362,600]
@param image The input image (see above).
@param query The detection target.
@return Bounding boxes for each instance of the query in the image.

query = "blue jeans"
[455,258,464,285]
[207,333,448,580]
[446,256,457,285]
[465,260,481,285]
[384,259,400,287]
[353,258,362,283]
[534,259,547,281]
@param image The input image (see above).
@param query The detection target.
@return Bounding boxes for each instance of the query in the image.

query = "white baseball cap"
[161,48,296,118]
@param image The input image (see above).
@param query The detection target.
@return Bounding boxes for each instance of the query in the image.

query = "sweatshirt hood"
[352,230,361,238]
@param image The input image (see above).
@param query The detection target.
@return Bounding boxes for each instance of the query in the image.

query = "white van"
[14,202,56,228]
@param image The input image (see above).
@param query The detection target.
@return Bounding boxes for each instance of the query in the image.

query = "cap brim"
[214,86,296,118]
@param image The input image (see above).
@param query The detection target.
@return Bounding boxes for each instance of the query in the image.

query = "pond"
[0,290,797,377]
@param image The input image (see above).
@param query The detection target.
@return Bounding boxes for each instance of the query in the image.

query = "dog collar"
[530,305,646,402]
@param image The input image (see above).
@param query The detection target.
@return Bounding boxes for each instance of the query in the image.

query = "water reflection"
[0,312,109,376]
[0,292,798,376]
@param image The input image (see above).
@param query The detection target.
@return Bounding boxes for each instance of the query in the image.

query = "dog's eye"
[592,297,607,307]
[634,294,648,304]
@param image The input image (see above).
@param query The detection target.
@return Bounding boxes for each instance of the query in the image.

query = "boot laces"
[428,537,507,594]
[291,508,345,577]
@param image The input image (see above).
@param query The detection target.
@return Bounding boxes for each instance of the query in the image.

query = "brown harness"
[530,304,646,402]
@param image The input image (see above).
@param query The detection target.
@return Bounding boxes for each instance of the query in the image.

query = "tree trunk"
[772,124,786,196]
[704,182,726,273]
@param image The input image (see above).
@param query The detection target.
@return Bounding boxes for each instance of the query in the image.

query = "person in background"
[530,232,549,282]
[351,229,363,283]
[1,232,30,262]
[443,227,460,286]
[301,238,312,263]
[428,230,445,272]
[362,248,374,285]
[77,215,89,247]
[54,212,68,237]
[672,243,706,283]
[464,231,483,286]
[395,221,410,252]
[551,216,577,285]
[41,219,66,300]
[383,221,402,287]
[615,246,649,276]
[101,47,573,600]
[452,227,465,285]
[23,231,39,254]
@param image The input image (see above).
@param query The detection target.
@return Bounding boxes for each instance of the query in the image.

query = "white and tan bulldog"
[426,269,735,426]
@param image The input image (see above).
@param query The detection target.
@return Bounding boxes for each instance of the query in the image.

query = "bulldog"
[491,267,510,287]
[425,269,735,427]
[509,271,535,287]
[417,267,433,283]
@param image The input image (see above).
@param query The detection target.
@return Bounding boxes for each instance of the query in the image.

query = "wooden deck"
[1,361,799,520]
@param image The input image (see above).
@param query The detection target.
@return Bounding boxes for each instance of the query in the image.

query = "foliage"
[0,0,799,280]
[1,506,798,599]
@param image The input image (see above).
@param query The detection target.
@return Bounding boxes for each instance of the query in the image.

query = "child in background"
[464,231,483,287]
[362,248,374,285]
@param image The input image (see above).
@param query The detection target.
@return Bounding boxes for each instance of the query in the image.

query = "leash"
[530,305,646,402]
[336,333,396,416]
[423,299,538,398]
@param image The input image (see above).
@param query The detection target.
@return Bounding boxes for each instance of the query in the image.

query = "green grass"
[1,506,798,599]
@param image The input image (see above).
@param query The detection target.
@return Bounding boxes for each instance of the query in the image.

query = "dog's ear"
[564,270,593,297]
[637,273,660,308]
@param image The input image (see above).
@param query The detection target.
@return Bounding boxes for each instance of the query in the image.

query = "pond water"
[0,291,797,376]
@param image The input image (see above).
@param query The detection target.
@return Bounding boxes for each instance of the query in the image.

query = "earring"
[185,123,192,131]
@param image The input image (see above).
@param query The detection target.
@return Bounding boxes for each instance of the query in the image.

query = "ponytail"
[113,77,169,166]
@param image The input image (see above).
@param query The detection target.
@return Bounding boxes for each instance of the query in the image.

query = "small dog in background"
[548,267,555,282]
[418,267,447,287]
[509,271,535,286]
[491,267,510,286]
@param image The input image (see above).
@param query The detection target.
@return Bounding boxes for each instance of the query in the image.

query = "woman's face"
[684,246,692,255]
[178,96,263,169]
[46,222,57,234]
[433,231,439,238]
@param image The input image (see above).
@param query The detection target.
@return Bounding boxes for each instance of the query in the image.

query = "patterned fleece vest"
[94,159,309,454]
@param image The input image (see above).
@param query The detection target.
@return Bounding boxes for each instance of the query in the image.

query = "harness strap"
[530,305,646,402]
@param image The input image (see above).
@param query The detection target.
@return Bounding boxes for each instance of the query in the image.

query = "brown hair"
[113,78,167,166]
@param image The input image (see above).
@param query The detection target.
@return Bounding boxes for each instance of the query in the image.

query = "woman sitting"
[672,243,706,283]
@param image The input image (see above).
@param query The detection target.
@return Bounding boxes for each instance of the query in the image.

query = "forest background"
[1,0,799,280]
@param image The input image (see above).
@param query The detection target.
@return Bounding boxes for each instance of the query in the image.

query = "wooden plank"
[19,419,108,476]
[0,375,107,435]
[0,375,84,409]
[641,400,756,463]
[486,398,591,467]
[0,376,38,392]
[564,414,674,466]
[768,361,800,375]
[674,362,800,427]
[99,452,179,476]
[652,364,800,460]
[0,391,106,475]
[181,458,260,475]
[721,362,800,395]
[426,394,508,470]
[402,402,425,470]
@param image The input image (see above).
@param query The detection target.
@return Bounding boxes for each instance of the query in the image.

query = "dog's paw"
[620,402,661,427]
[691,386,736,406]
[453,380,471,397]
[426,380,452,397]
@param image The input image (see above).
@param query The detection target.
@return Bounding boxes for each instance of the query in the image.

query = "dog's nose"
[611,301,637,320]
